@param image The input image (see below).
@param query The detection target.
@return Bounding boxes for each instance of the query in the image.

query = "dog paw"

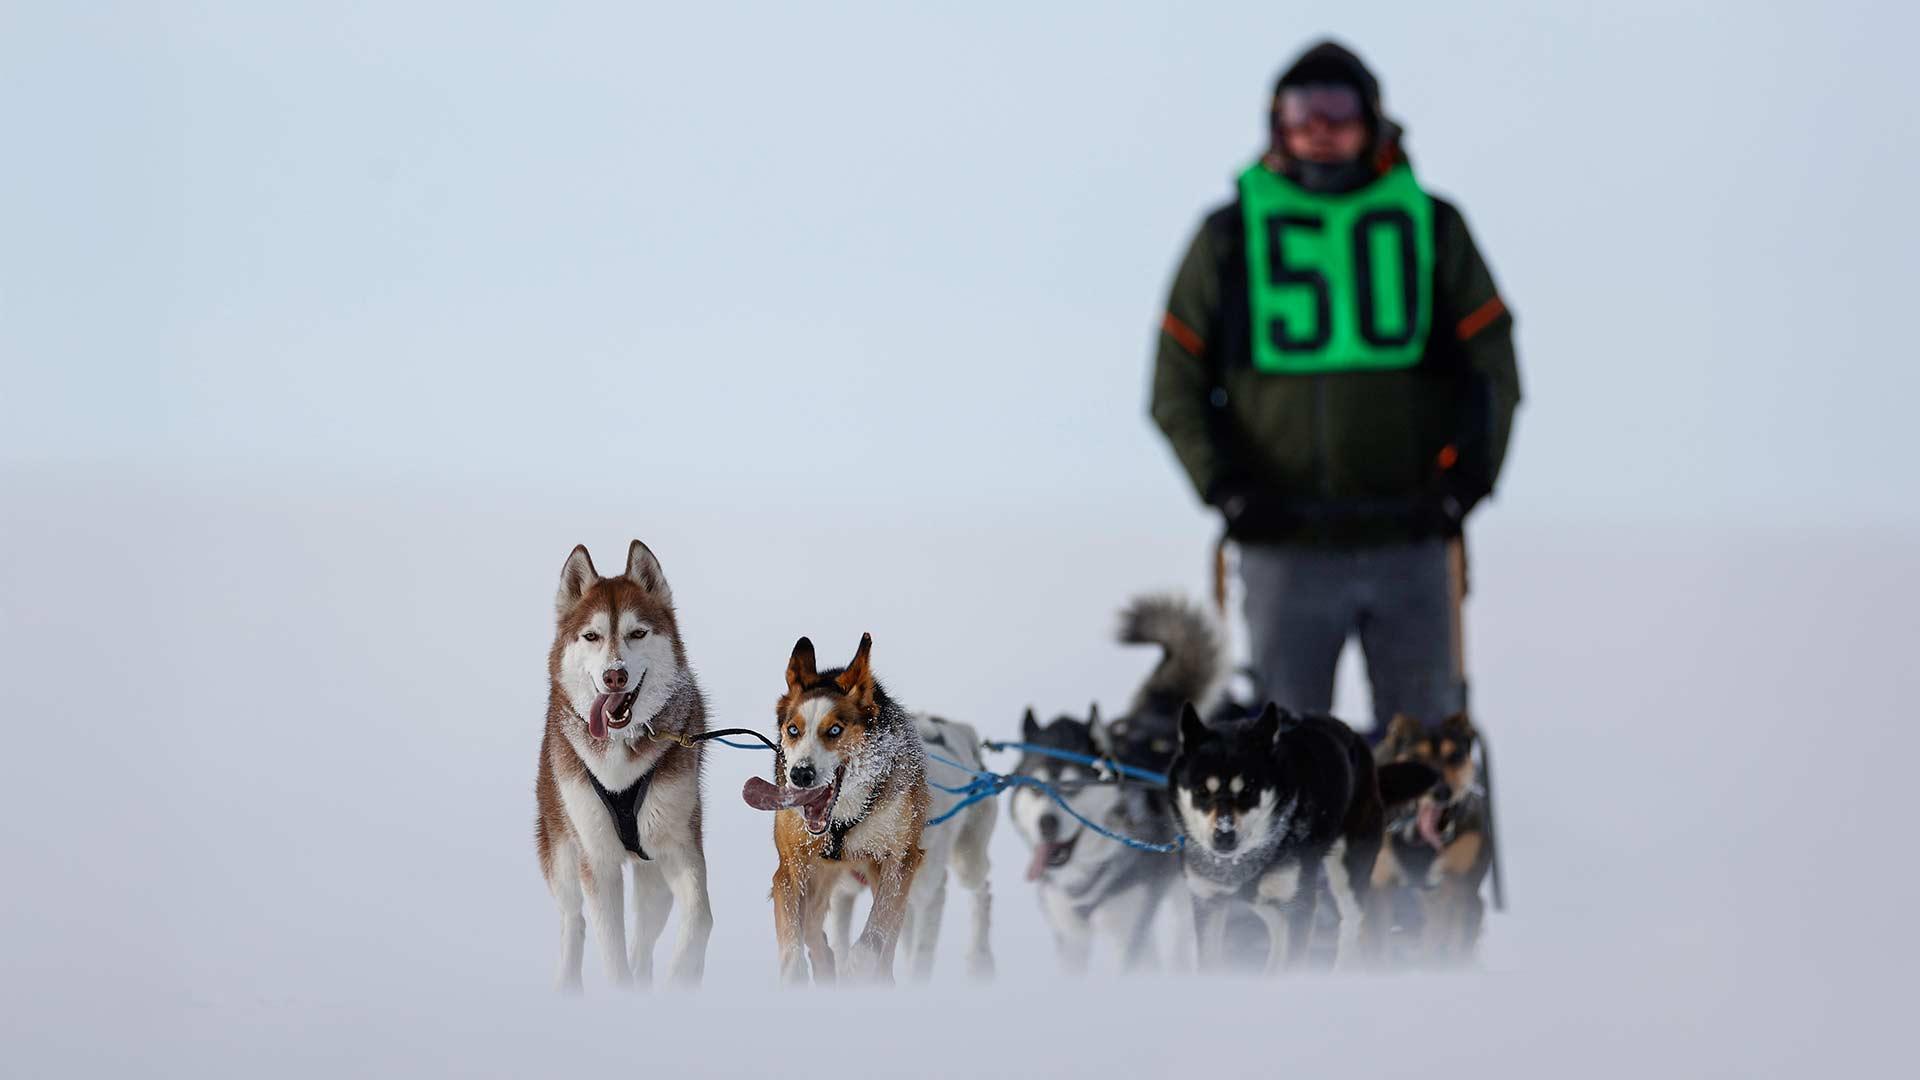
[843,945,894,985]
[666,960,705,988]
[779,948,809,986]
[966,952,996,981]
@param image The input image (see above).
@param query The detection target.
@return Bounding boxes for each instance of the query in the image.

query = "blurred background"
[2,2,1913,1075]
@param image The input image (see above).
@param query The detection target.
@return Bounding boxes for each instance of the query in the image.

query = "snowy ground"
[2,463,1911,1077]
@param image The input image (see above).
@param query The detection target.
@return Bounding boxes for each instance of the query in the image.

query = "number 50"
[1263,209,1420,352]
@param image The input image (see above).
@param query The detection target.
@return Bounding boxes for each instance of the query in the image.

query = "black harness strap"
[587,769,655,861]
[824,818,856,862]
[820,779,886,862]
[564,695,789,862]
[686,727,780,752]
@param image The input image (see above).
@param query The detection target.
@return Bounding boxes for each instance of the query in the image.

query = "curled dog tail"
[1119,594,1223,714]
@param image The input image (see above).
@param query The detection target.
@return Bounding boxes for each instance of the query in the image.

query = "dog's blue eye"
[786,725,800,738]
[581,631,600,642]
[826,724,842,738]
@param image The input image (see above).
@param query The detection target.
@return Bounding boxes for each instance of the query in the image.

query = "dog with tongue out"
[533,540,714,992]
[744,633,929,985]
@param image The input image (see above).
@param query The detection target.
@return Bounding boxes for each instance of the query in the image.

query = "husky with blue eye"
[742,634,929,985]
[1169,701,1432,972]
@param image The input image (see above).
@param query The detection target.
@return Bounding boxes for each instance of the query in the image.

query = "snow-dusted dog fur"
[827,713,996,981]
[534,541,713,990]
[1169,703,1391,973]
[753,634,929,985]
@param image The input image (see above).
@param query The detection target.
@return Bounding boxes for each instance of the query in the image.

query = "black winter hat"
[1271,39,1383,134]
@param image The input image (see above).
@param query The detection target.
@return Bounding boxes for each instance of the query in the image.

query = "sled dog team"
[536,541,1489,989]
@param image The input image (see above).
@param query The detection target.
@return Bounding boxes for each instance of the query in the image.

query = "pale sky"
[5,1,1913,530]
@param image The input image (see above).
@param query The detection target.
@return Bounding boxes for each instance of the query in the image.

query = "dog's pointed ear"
[556,545,597,618]
[1021,708,1041,742]
[786,637,818,693]
[835,633,874,689]
[834,633,876,709]
[1090,711,1113,756]
[1253,702,1282,745]
[1381,713,1423,753]
[1439,712,1475,748]
[1178,702,1209,750]
[624,539,672,604]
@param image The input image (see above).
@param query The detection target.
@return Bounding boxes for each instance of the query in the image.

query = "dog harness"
[567,699,663,861]
[587,769,655,861]
[822,780,884,861]
[823,819,855,862]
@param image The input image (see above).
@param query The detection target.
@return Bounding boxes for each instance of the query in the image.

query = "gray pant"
[1240,538,1467,734]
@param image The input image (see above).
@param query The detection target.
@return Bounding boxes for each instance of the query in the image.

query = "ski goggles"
[1276,83,1366,127]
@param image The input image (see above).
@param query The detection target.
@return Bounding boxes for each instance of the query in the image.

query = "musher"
[1151,40,1521,735]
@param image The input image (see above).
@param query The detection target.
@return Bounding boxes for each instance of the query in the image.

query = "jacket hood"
[1273,40,1383,123]
[1266,39,1408,183]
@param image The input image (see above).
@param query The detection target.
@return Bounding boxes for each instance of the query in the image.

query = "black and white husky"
[1007,596,1219,973]
[1170,702,1425,972]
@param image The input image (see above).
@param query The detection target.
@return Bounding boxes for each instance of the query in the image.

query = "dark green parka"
[1151,45,1520,546]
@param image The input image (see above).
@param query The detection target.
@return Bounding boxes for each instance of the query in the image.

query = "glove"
[1204,476,1260,529]
[1430,442,1492,535]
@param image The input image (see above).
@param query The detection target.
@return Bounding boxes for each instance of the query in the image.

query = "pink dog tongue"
[801,801,830,832]
[1026,842,1061,882]
[586,693,617,740]
[741,776,785,811]
[1417,800,1445,851]
[741,778,838,821]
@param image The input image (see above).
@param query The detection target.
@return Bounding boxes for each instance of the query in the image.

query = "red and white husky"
[534,541,713,990]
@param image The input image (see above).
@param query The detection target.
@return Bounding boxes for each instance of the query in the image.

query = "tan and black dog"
[741,634,929,984]
[1372,712,1494,963]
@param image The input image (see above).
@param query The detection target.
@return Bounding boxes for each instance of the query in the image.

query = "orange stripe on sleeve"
[1456,295,1507,341]
[1162,312,1206,357]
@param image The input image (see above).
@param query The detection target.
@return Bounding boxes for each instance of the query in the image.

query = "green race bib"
[1239,161,1435,373]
